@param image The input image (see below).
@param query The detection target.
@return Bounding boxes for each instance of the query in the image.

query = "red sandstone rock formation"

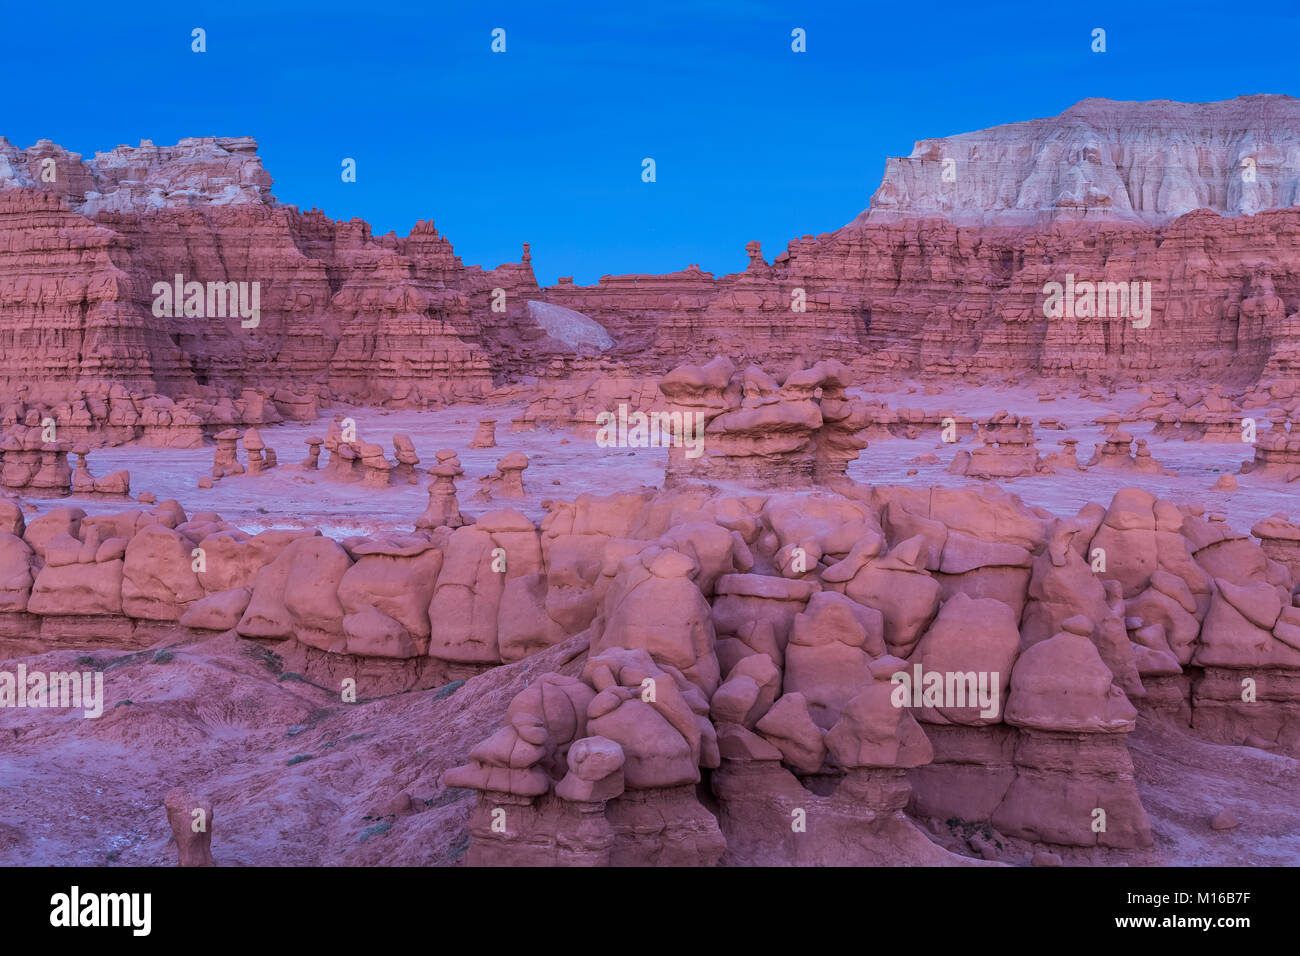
[475,452,528,500]
[947,412,1045,479]
[7,97,1300,415]
[309,418,418,487]
[392,434,420,483]
[469,420,498,449]
[1240,421,1300,481]
[2,477,1299,861]
[211,429,244,478]
[163,788,215,867]
[1085,431,1174,474]
[656,355,872,488]
[7,97,1300,869]
[416,451,466,530]
[0,140,541,407]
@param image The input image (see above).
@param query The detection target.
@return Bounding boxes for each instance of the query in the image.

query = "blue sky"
[3,0,1296,284]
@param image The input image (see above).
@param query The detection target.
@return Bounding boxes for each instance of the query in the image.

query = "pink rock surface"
[4,99,1300,867]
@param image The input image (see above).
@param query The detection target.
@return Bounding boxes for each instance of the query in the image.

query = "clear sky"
[3,0,1296,284]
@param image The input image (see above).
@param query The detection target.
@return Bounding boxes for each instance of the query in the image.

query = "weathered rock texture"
[863,96,1300,227]
[657,356,871,487]
[7,96,1300,413]
[6,98,1300,868]
[4,478,1300,861]
[0,138,576,406]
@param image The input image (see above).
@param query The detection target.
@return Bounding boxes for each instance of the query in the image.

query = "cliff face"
[542,208,1300,385]
[540,96,1300,385]
[0,190,193,395]
[863,95,1300,226]
[3,95,1300,403]
[0,136,555,405]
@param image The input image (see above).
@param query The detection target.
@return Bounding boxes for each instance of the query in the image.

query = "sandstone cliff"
[862,94,1300,226]
[4,96,1300,403]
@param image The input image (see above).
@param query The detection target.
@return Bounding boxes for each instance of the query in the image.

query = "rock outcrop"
[863,95,1300,227]
[8,98,1300,415]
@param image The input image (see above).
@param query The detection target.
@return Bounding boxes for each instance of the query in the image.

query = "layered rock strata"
[8,97,1300,410]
